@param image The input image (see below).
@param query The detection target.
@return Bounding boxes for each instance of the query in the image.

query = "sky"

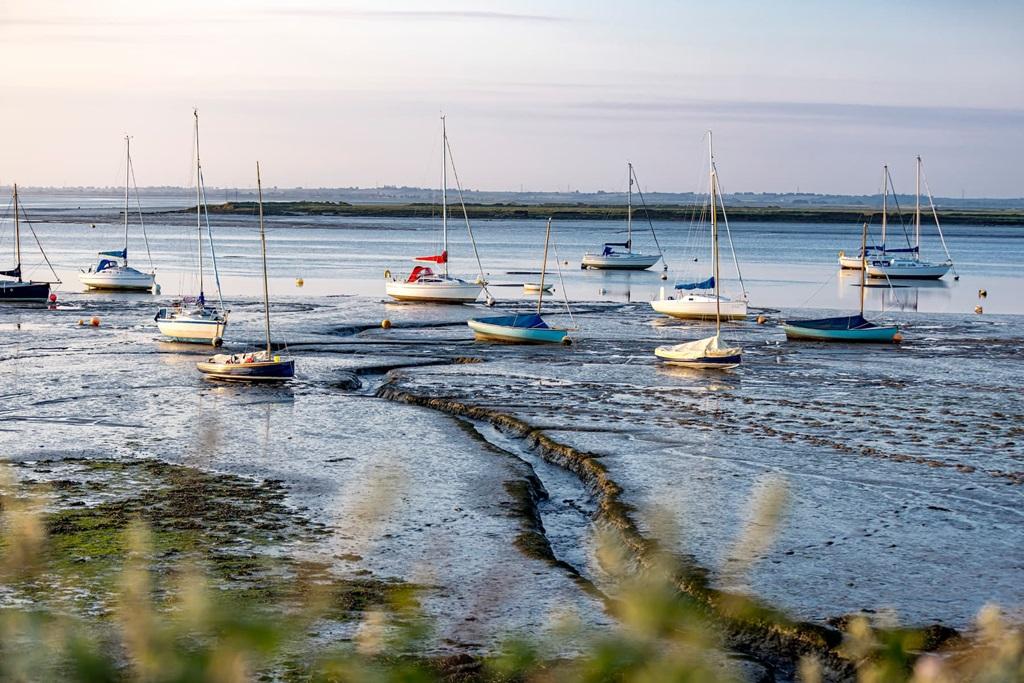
[1,0,1022,195]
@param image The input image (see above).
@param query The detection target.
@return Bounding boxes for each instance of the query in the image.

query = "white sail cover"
[655,334,741,362]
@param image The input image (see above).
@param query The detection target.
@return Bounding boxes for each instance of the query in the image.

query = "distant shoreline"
[187,201,1024,225]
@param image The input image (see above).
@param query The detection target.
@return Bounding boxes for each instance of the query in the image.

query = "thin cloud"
[262,8,567,23]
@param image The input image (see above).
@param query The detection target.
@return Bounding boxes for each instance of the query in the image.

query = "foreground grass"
[2,460,1021,682]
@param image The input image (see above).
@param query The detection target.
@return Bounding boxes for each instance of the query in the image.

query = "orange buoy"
[78,319,84,326]
[295,277,304,287]
[381,319,392,329]
[756,315,767,325]
[893,332,903,343]
[974,305,983,314]
[90,316,100,327]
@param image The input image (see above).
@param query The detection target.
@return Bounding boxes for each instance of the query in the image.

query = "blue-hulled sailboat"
[1,184,60,302]
[468,218,573,344]
[783,222,901,343]
[197,162,295,382]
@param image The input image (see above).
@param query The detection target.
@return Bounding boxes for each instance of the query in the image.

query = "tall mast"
[914,156,922,256]
[710,132,720,337]
[626,162,633,252]
[859,221,868,317]
[256,162,272,357]
[124,135,130,266]
[537,218,552,314]
[13,184,22,282]
[441,115,448,277]
[194,109,204,300]
[880,164,888,252]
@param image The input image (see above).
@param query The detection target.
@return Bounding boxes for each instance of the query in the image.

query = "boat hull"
[655,353,742,370]
[0,280,51,302]
[839,254,866,270]
[81,267,155,291]
[386,279,481,303]
[865,261,951,280]
[782,316,900,343]
[197,358,295,381]
[581,252,661,270]
[155,308,228,344]
[467,317,569,344]
[650,294,747,320]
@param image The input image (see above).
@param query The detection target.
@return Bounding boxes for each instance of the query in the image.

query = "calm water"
[2,200,1022,638]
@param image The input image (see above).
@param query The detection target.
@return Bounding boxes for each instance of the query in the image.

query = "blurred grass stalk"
[2,463,1021,682]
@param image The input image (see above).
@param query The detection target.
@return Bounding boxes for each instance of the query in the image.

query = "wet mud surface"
[2,278,1022,677]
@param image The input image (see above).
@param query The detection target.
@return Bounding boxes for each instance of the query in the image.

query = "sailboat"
[1,184,60,302]
[783,222,901,342]
[80,136,157,291]
[385,116,486,303]
[582,163,663,270]
[154,110,229,344]
[468,218,573,344]
[839,161,953,279]
[650,134,748,320]
[197,163,295,381]
[864,157,953,279]
[654,137,742,370]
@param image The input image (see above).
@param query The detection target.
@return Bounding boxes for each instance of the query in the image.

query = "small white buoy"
[485,295,496,307]
[151,283,161,295]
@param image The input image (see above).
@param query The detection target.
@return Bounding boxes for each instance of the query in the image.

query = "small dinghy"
[198,162,295,382]
[784,222,901,343]
[468,218,574,345]
[655,132,742,370]
[522,282,553,294]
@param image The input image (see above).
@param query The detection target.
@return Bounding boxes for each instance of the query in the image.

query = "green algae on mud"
[1,457,411,624]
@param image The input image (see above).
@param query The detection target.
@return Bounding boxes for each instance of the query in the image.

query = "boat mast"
[194,110,204,301]
[710,133,720,337]
[441,115,448,277]
[914,155,921,258]
[13,184,21,282]
[880,164,888,253]
[626,162,633,252]
[256,162,272,358]
[859,222,868,317]
[537,218,552,314]
[124,135,130,267]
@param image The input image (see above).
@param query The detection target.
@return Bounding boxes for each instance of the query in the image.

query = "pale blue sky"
[1,0,1022,194]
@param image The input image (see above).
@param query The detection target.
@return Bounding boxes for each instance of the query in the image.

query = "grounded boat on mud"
[582,162,664,271]
[1,184,60,303]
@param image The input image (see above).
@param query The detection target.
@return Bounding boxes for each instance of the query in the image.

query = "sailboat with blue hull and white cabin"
[1,184,61,302]
[155,111,229,344]
[80,136,156,291]
[197,163,295,382]
[654,134,742,369]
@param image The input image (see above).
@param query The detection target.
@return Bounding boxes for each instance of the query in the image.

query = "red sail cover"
[414,250,447,264]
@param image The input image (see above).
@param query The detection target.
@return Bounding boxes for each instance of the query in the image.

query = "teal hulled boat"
[468,218,574,345]
[783,221,901,344]
[781,314,899,342]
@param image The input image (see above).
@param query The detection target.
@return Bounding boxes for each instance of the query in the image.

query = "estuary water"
[2,200,1022,644]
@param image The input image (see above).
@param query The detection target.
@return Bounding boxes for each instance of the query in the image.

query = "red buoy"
[48,293,57,303]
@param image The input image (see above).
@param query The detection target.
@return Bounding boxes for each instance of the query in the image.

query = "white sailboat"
[650,133,748,320]
[655,135,742,369]
[839,160,954,280]
[81,136,157,291]
[154,110,229,344]
[197,163,295,381]
[582,163,663,270]
[385,116,486,303]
